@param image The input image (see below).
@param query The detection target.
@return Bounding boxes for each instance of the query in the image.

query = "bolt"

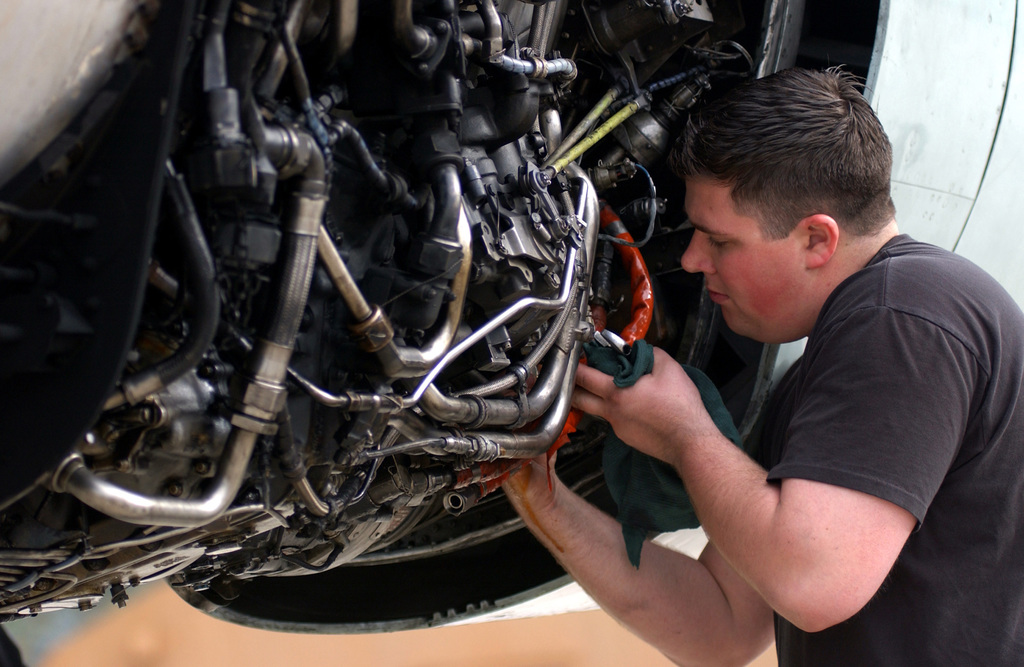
[166,481,184,497]
[109,583,129,609]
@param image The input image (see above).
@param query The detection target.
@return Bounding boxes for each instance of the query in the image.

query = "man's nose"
[681,231,711,274]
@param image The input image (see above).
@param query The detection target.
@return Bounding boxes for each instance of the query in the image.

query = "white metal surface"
[0,0,139,187]
[865,0,1015,252]
[954,3,1024,305]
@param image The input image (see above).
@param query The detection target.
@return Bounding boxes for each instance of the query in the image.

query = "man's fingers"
[574,361,615,397]
[571,384,602,416]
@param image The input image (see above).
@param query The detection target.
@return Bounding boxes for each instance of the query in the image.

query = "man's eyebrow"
[686,217,727,236]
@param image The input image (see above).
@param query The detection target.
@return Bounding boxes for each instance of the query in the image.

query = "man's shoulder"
[827,235,1022,330]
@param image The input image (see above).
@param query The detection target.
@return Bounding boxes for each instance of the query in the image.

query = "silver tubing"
[317,226,374,321]
[392,0,436,59]
[467,164,598,458]
[418,295,579,427]
[255,0,314,98]
[53,429,259,528]
[390,205,473,374]
[404,169,595,407]
[66,127,328,527]
[456,291,575,398]
[292,477,330,517]
[405,245,578,406]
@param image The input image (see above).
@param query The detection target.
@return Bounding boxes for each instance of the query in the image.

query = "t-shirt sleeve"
[766,306,978,523]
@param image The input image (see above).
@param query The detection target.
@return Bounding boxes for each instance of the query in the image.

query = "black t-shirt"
[759,235,1024,665]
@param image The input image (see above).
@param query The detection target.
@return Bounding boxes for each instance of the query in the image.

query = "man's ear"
[796,214,840,269]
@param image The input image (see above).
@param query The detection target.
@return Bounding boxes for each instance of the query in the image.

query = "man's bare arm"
[504,456,774,667]
[573,348,916,632]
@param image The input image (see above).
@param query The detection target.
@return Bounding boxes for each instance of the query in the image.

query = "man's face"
[681,178,815,343]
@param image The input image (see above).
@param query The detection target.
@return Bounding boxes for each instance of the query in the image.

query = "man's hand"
[572,346,720,466]
[504,453,558,520]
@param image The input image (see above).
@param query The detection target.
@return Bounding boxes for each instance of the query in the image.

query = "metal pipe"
[326,0,359,69]
[418,299,579,427]
[404,170,595,406]
[528,1,552,55]
[255,0,314,98]
[392,0,436,59]
[405,245,577,406]
[292,477,330,516]
[457,294,575,398]
[289,369,403,412]
[390,205,473,373]
[316,204,473,378]
[68,130,328,527]
[53,430,259,527]
[477,0,503,62]
[317,226,374,322]
[466,165,598,458]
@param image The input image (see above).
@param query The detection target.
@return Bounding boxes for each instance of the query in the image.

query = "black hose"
[329,119,418,209]
[120,163,221,403]
[330,119,389,192]
[427,163,461,242]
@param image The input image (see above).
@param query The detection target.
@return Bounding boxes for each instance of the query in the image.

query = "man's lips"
[707,288,728,304]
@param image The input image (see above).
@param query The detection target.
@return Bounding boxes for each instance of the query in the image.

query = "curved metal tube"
[404,169,595,407]
[392,0,436,59]
[326,0,359,69]
[477,0,503,61]
[391,205,473,373]
[54,430,259,528]
[255,0,314,97]
[68,129,328,527]
[317,226,374,322]
[456,289,575,398]
[405,243,577,406]
[419,288,580,427]
[467,164,599,458]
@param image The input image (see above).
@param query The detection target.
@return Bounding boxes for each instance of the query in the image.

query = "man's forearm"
[672,429,915,632]
[505,466,772,666]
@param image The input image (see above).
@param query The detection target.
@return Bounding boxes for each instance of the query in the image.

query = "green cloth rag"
[583,339,743,569]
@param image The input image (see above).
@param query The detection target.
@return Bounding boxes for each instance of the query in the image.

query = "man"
[504,68,1024,665]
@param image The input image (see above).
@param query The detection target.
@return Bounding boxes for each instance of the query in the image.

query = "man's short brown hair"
[669,67,896,239]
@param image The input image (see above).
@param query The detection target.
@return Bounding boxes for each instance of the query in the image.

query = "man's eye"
[706,237,726,249]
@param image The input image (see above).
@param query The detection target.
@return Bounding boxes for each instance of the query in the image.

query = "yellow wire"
[549,99,642,174]
[543,87,619,168]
